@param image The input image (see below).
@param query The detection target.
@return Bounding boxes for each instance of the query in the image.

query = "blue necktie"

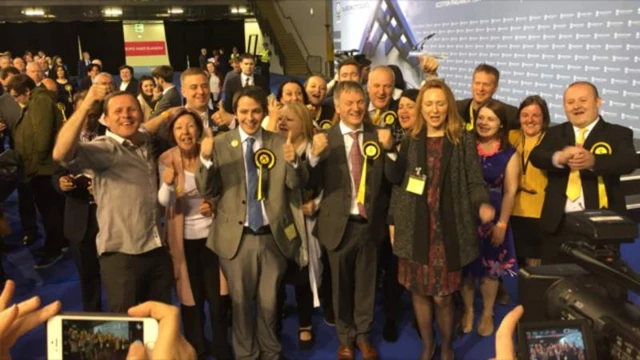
[245,137,263,231]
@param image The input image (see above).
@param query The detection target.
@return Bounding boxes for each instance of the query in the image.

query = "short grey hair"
[368,65,395,84]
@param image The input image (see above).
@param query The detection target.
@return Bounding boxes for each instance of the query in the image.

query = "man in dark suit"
[117,65,138,96]
[77,51,91,79]
[151,65,182,118]
[221,53,270,114]
[196,86,306,360]
[308,81,395,360]
[456,64,519,131]
[78,64,101,92]
[198,48,208,69]
[530,81,638,264]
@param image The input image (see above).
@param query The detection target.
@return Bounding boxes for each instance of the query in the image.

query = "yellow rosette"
[57,102,68,122]
[357,141,381,205]
[253,148,276,201]
[381,110,398,127]
[590,142,612,209]
[319,119,332,130]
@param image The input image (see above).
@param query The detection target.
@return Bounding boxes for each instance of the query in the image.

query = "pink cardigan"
[159,147,210,306]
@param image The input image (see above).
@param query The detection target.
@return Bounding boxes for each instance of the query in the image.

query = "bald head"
[42,78,57,94]
[26,62,44,84]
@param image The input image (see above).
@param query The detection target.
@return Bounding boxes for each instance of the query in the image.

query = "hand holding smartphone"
[47,314,158,359]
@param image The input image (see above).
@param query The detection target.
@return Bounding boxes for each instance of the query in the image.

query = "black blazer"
[529,118,638,233]
[222,74,270,113]
[78,76,93,92]
[77,59,90,78]
[151,86,182,118]
[456,98,520,131]
[308,122,392,250]
[119,78,139,96]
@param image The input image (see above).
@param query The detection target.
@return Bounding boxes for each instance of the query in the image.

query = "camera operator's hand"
[0,280,62,358]
[491,305,524,360]
[126,301,196,360]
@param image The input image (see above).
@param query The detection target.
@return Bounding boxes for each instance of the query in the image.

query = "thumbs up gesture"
[200,127,215,160]
[211,101,234,127]
[283,130,296,164]
[377,128,394,150]
[311,132,329,157]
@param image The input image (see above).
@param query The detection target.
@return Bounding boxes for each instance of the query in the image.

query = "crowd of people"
[528,342,586,360]
[65,328,131,360]
[0,42,637,360]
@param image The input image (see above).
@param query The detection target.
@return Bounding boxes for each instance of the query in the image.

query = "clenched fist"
[479,203,495,224]
[377,128,393,150]
[162,167,176,186]
[200,127,215,160]
[59,175,76,192]
[311,133,329,157]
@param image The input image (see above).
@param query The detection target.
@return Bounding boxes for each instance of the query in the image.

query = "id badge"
[406,167,426,195]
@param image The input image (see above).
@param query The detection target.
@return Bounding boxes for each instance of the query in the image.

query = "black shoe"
[21,234,37,247]
[382,320,399,342]
[34,252,63,269]
[298,328,315,350]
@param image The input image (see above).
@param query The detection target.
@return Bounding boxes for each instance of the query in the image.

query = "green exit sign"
[134,23,144,33]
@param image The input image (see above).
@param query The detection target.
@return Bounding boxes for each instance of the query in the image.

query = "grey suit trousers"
[328,219,378,346]
[219,231,287,360]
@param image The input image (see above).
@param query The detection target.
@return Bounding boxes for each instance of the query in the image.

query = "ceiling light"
[168,7,183,14]
[238,7,247,14]
[230,7,238,14]
[103,7,123,16]
[23,8,45,16]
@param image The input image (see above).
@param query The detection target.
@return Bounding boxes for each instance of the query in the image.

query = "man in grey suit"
[151,65,182,117]
[308,81,395,360]
[195,86,307,360]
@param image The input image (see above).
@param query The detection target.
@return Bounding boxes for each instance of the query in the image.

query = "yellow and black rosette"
[57,102,68,122]
[590,142,612,209]
[356,141,381,205]
[381,110,398,127]
[64,84,72,93]
[253,149,276,200]
[319,119,332,130]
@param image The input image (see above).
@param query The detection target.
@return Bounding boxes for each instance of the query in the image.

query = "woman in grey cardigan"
[387,80,494,360]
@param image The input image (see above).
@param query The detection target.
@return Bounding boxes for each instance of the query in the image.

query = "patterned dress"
[464,142,518,279]
[398,136,461,296]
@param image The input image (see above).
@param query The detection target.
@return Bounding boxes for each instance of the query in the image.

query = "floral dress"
[464,142,518,279]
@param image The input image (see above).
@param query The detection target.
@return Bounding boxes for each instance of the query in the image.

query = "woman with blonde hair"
[387,80,494,360]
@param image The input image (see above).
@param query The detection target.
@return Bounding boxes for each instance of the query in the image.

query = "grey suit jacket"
[308,122,392,251]
[151,86,182,117]
[195,128,308,260]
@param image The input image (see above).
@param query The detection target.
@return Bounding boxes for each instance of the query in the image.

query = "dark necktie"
[348,132,367,218]
[244,76,250,87]
[245,137,263,231]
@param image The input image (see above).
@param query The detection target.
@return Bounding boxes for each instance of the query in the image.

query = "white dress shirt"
[552,117,600,213]
[119,81,129,92]
[240,73,254,87]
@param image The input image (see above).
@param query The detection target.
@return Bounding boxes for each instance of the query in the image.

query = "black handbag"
[0,149,23,201]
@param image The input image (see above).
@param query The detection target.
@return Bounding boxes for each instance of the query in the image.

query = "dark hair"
[518,95,551,131]
[7,74,36,95]
[565,81,599,99]
[118,65,134,76]
[151,65,174,83]
[338,58,361,75]
[166,108,204,147]
[86,63,101,74]
[138,75,155,92]
[473,63,500,85]
[232,86,268,115]
[399,88,419,103]
[239,53,254,62]
[54,65,67,79]
[103,91,141,116]
[477,99,509,150]
[276,79,309,105]
[388,65,406,90]
[0,66,20,81]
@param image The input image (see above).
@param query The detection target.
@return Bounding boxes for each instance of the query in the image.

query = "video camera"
[518,210,640,359]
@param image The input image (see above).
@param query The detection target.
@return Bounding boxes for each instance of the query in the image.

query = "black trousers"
[277,261,314,329]
[328,219,378,346]
[99,247,173,312]
[182,239,230,359]
[31,176,66,253]
[17,182,37,238]
[379,233,403,323]
[320,248,334,318]
[70,204,101,312]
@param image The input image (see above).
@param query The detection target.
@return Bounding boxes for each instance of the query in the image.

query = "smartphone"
[518,319,597,359]
[47,313,158,360]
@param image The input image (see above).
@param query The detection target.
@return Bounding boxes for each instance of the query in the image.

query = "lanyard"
[314,106,322,122]
[466,104,475,131]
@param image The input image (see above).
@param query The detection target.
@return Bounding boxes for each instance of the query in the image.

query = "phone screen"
[61,319,144,360]
[523,326,587,360]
